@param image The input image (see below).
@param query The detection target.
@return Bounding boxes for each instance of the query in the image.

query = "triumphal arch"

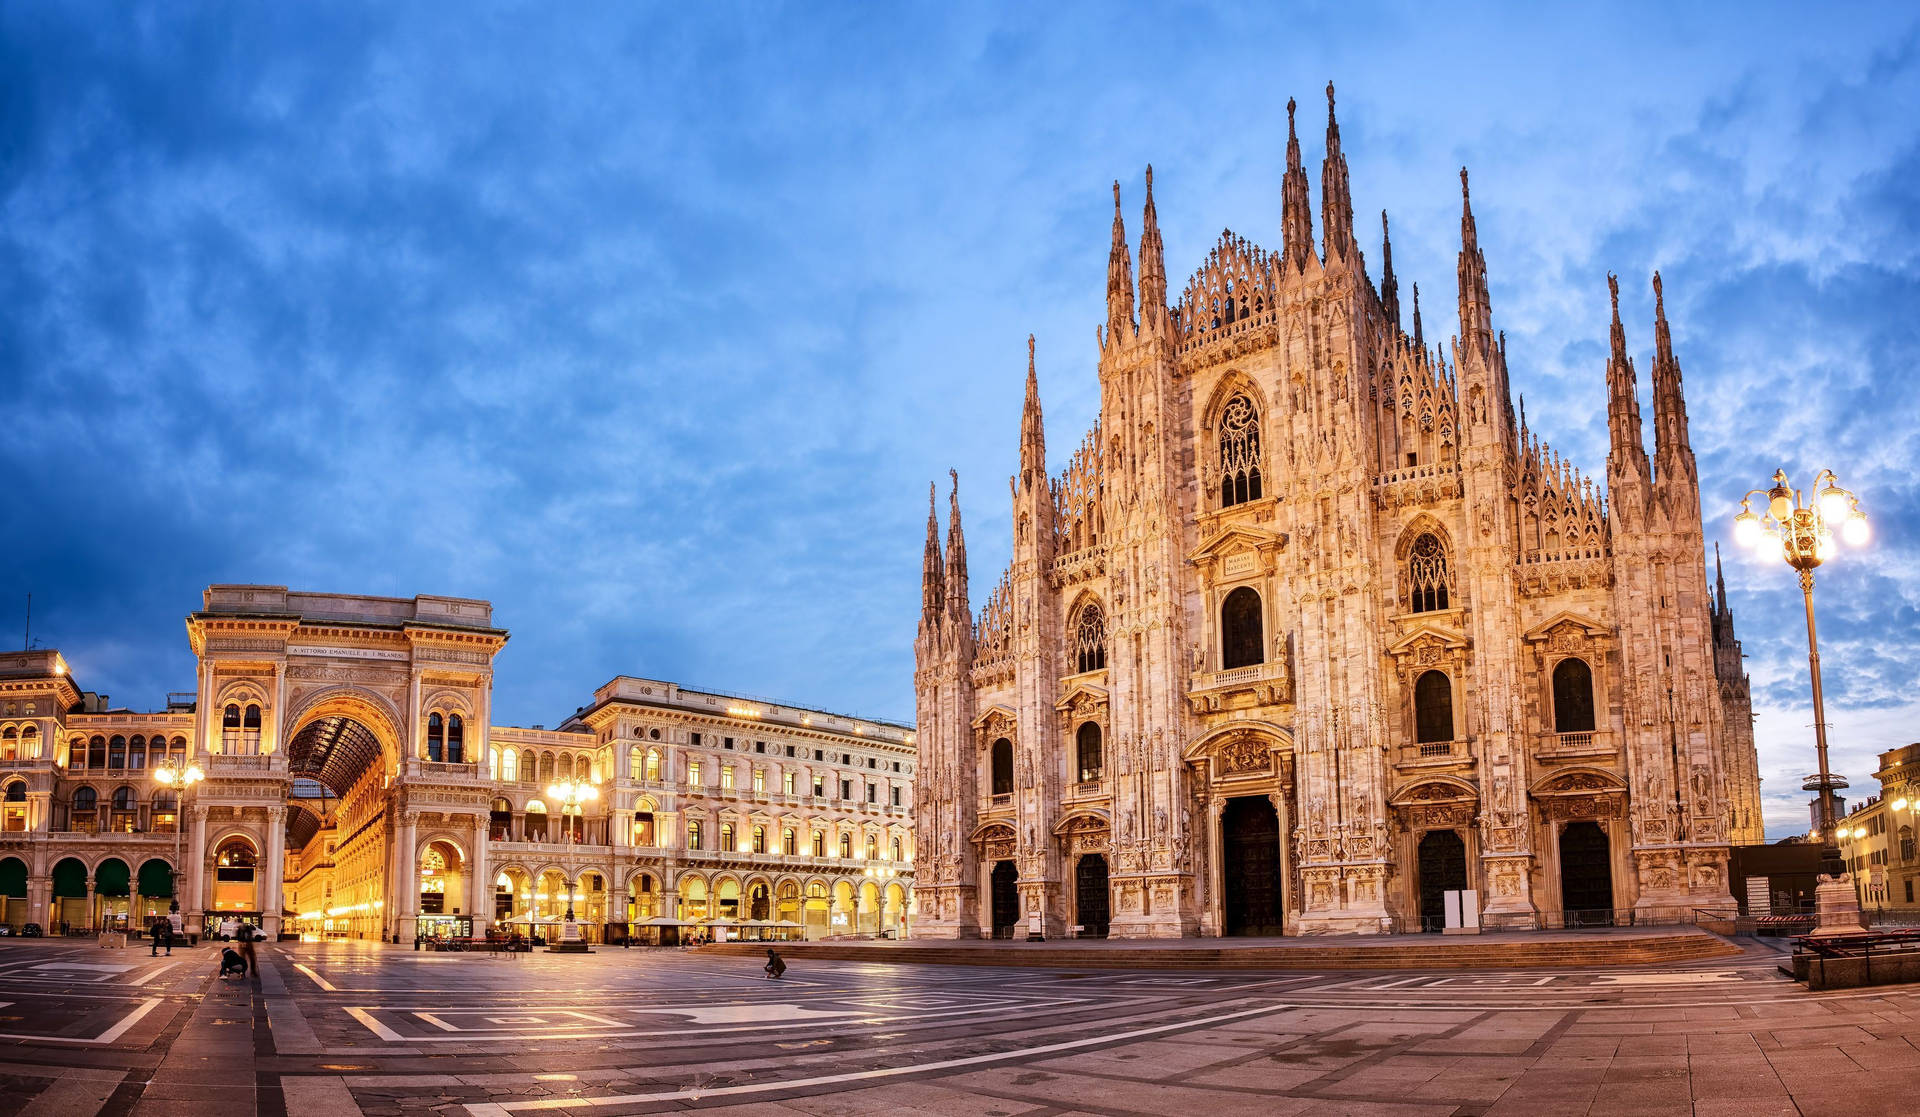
[185,585,503,940]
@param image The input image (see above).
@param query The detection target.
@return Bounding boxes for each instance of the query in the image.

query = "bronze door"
[1222,796,1284,936]
[1075,855,1110,937]
[1416,829,1468,932]
[990,860,1019,939]
[1559,821,1614,926]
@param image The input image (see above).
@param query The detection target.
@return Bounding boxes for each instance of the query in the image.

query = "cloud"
[2,3,1917,831]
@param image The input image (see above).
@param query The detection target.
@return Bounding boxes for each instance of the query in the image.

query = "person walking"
[236,921,258,979]
[149,918,166,957]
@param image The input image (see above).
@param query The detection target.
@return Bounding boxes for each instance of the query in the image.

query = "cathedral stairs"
[703,927,1741,971]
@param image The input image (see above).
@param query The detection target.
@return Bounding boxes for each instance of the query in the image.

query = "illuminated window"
[722,766,735,791]
[812,830,825,857]
[687,819,703,850]
[752,769,764,794]
[688,761,702,786]
[752,825,766,853]
[782,827,796,855]
[783,771,795,795]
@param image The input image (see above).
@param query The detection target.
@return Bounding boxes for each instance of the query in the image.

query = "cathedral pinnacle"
[1107,181,1135,336]
[1320,81,1356,265]
[1411,281,1424,351]
[921,481,945,628]
[1020,335,1046,487]
[1604,272,1651,506]
[1714,540,1729,616]
[1138,164,1167,314]
[1649,270,1697,496]
[1455,165,1493,356]
[1282,96,1317,272]
[1380,210,1400,332]
[944,469,969,624]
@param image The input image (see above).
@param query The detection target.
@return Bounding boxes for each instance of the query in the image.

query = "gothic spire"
[1137,165,1167,316]
[1411,281,1424,351]
[944,469,969,623]
[1714,541,1729,616]
[1320,82,1356,265]
[1456,167,1493,357]
[1649,271,1697,491]
[920,482,945,628]
[1106,181,1135,336]
[1281,97,1317,271]
[1019,335,1046,488]
[1605,273,1651,496]
[1380,210,1400,332]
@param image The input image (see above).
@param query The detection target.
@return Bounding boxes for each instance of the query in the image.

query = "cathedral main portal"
[1221,797,1284,936]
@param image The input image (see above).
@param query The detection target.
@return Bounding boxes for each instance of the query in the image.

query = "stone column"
[1206,796,1225,936]
[393,811,418,943]
[84,876,95,933]
[1270,791,1293,935]
[262,806,287,938]
[186,806,209,928]
[466,817,484,934]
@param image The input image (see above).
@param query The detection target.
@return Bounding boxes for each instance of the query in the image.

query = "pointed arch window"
[1414,670,1455,744]
[1552,658,1596,734]
[1406,533,1451,613]
[1072,602,1107,674]
[1076,722,1103,783]
[1218,393,1263,508]
[1221,586,1264,669]
[990,738,1014,796]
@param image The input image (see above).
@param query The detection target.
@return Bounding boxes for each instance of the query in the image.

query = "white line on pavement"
[460,999,1289,1115]
[293,963,337,991]
[0,997,164,1045]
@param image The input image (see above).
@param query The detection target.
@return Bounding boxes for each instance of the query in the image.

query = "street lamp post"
[151,757,204,915]
[1733,468,1868,873]
[545,780,598,922]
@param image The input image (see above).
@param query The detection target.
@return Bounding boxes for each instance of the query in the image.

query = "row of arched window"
[487,747,596,785]
[49,783,180,834]
[65,733,187,770]
[0,724,43,761]
[1409,658,1597,746]
[988,724,1107,794]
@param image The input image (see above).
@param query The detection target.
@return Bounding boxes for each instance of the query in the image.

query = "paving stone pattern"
[0,936,1915,1116]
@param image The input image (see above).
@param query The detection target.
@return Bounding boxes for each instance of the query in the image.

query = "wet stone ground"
[0,935,1916,1116]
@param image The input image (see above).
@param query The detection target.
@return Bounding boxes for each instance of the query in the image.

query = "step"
[704,929,1741,971]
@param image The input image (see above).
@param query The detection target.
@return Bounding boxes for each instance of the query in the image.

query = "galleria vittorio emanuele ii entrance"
[1,585,915,944]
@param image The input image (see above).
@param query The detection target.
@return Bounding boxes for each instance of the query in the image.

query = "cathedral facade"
[912,87,1763,939]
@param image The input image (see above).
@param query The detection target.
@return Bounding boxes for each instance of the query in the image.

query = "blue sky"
[3,3,1916,837]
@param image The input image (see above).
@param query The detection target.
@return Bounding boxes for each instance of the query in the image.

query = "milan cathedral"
[912,86,1763,938]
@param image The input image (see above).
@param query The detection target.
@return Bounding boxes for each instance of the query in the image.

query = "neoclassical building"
[912,88,1763,939]
[0,586,914,941]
